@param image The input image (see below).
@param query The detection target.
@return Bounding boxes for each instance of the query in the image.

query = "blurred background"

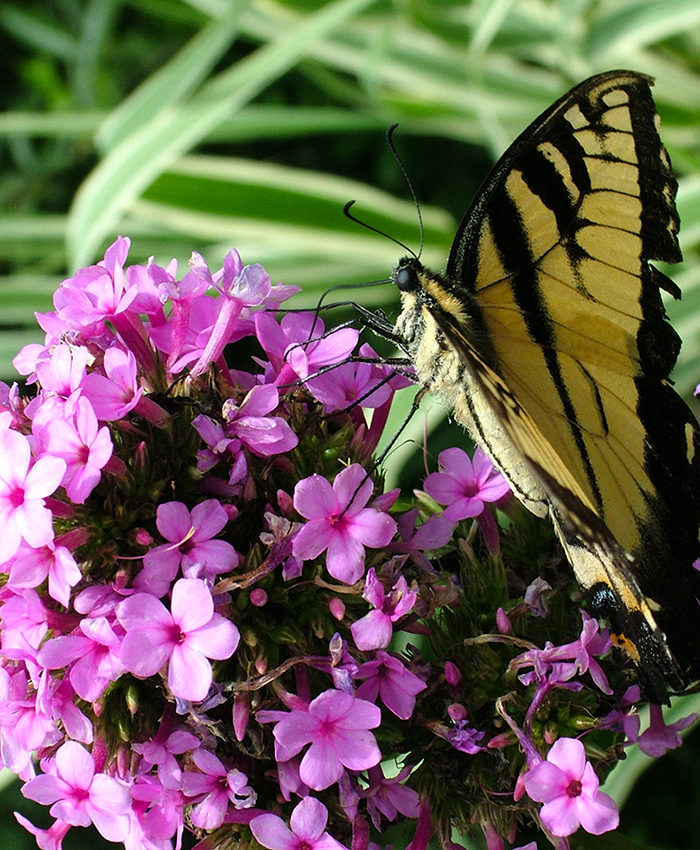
[2,0,700,847]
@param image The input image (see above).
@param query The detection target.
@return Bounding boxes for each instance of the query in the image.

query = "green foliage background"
[1,1,700,848]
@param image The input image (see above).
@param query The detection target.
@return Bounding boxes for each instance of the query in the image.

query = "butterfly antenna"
[343,201,417,260]
[386,123,423,259]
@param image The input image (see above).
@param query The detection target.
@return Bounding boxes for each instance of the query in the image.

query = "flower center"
[9,485,25,509]
[566,778,583,798]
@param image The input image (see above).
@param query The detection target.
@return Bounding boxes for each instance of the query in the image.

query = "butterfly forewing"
[394,70,700,701]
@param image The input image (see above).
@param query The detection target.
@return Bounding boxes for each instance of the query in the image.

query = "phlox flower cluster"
[0,238,694,850]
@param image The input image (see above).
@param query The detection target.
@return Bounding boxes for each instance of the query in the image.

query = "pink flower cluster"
[0,238,691,850]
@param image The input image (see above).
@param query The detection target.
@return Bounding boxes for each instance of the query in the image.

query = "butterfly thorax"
[392,256,549,518]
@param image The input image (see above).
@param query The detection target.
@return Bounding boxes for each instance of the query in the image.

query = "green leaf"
[67,0,380,267]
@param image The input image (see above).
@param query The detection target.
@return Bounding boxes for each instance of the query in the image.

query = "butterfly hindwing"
[393,70,700,701]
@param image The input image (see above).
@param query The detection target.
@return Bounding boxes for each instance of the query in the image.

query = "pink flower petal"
[292,518,333,561]
[55,740,94,788]
[120,631,171,677]
[576,790,619,835]
[351,610,392,651]
[547,737,586,777]
[523,761,567,803]
[540,793,582,837]
[186,614,239,660]
[289,796,328,840]
[326,533,365,584]
[300,738,344,790]
[251,813,296,850]
[190,499,228,540]
[294,475,337,520]
[156,501,192,540]
[168,643,213,701]
[333,464,373,513]
[348,508,396,548]
[171,578,213,632]
[117,593,170,631]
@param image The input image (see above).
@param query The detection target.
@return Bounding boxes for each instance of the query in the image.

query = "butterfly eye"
[394,264,419,293]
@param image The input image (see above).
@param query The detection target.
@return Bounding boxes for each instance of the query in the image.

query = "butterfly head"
[392,256,425,293]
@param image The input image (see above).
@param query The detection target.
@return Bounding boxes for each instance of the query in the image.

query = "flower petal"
[289,796,328,841]
[294,475,337,520]
[251,813,296,850]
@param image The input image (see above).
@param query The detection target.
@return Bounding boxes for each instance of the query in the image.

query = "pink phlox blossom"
[147,251,213,372]
[73,582,128,618]
[0,429,65,562]
[192,412,237,473]
[389,509,455,572]
[182,748,256,828]
[150,287,220,374]
[522,737,619,837]
[255,312,358,387]
[355,650,426,720]
[38,615,127,702]
[14,813,71,850]
[511,613,612,726]
[328,632,359,693]
[517,612,611,694]
[0,587,50,652]
[129,773,186,844]
[0,380,26,430]
[22,740,132,842]
[133,724,200,789]
[251,794,348,850]
[136,499,239,596]
[26,344,89,426]
[305,342,395,413]
[423,446,510,552]
[34,342,89,392]
[222,383,298,457]
[636,702,698,758]
[154,252,210,305]
[350,568,418,650]
[190,250,272,377]
[273,757,310,801]
[37,674,93,745]
[7,541,81,607]
[121,256,171,318]
[81,346,144,421]
[598,685,643,743]
[438,704,486,754]
[523,577,552,618]
[259,511,303,581]
[43,396,113,503]
[118,578,239,702]
[292,464,397,585]
[0,665,56,778]
[363,765,420,828]
[259,688,381,791]
[42,237,136,339]
[424,446,510,522]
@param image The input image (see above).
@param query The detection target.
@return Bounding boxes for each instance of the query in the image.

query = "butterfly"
[391,70,700,703]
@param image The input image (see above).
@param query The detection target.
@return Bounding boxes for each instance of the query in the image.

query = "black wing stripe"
[486,181,603,512]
